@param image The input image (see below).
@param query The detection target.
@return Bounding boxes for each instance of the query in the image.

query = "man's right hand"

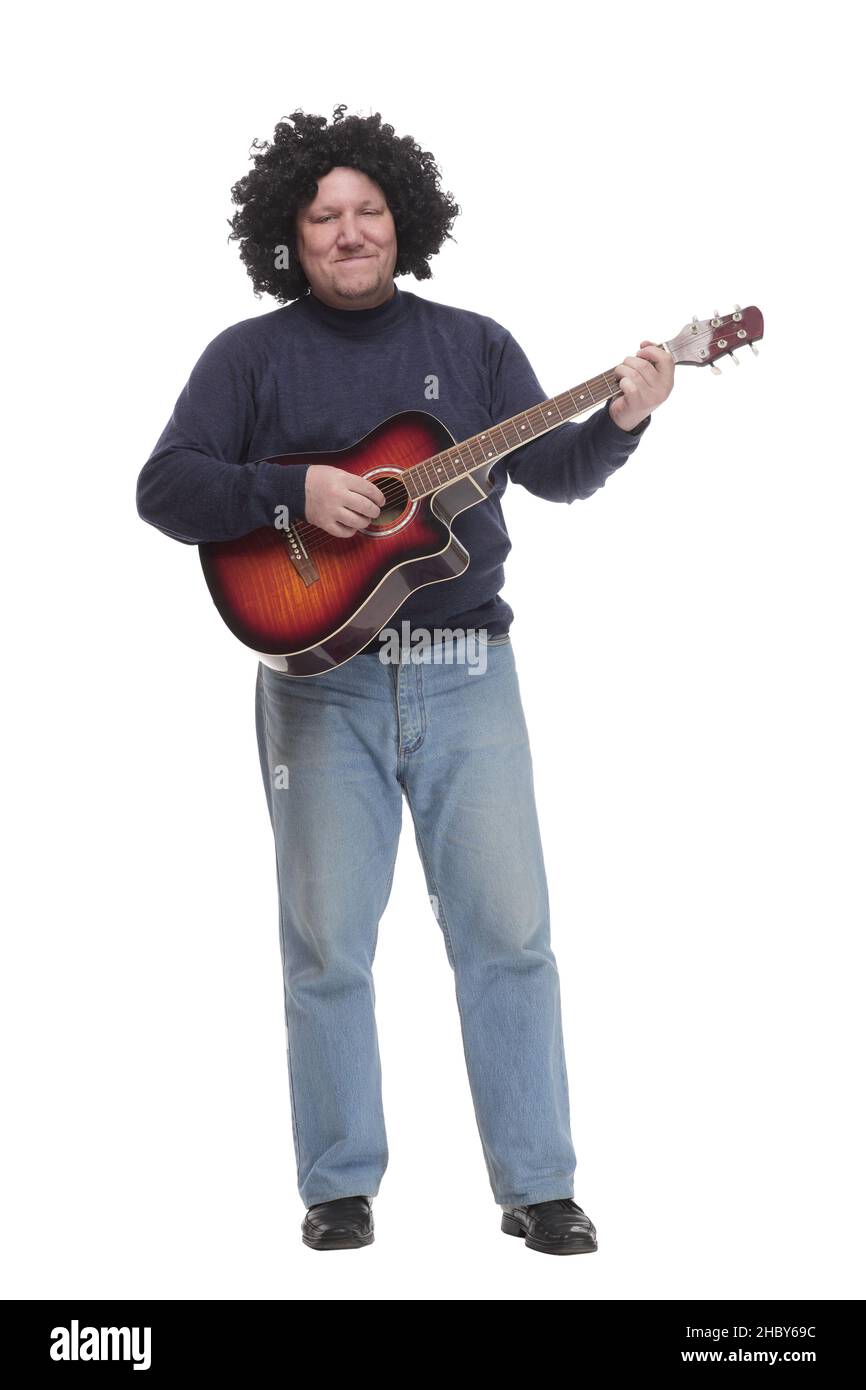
[304,464,387,538]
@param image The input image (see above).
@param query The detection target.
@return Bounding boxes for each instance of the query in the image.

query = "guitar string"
[268,325,739,558]
[284,382,625,553]
[282,395,627,559]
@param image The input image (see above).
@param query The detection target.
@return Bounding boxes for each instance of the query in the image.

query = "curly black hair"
[227,104,461,303]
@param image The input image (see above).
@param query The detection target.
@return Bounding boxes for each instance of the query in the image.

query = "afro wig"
[227,104,461,303]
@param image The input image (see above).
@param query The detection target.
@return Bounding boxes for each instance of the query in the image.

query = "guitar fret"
[490,427,508,456]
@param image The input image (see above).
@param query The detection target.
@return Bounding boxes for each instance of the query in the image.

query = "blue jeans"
[254,634,577,1207]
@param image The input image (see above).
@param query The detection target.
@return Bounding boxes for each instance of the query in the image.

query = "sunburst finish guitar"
[199,305,764,675]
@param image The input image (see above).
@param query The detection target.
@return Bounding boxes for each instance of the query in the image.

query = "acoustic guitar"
[200,305,763,676]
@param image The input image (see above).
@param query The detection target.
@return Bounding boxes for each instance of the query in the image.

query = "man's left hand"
[609,341,675,433]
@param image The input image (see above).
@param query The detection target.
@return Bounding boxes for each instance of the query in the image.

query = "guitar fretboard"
[403,368,623,499]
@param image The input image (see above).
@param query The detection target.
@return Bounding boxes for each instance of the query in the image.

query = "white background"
[2,0,863,1301]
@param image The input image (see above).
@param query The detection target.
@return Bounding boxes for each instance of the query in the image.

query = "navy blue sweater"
[137,284,651,641]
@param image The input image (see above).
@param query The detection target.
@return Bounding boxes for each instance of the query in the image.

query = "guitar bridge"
[282,522,319,586]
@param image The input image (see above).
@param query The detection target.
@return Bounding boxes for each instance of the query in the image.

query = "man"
[137,105,674,1255]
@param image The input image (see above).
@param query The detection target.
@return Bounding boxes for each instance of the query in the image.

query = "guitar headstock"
[664,305,764,373]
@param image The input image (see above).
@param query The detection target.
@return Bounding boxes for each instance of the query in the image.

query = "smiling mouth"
[336,255,373,262]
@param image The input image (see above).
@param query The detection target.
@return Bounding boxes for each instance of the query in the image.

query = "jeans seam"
[260,674,304,1181]
[404,788,457,969]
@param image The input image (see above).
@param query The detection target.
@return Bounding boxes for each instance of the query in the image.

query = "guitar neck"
[402,366,627,501]
[399,303,766,502]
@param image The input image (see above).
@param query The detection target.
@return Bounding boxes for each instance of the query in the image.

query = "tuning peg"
[730,350,740,365]
[710,362,722,375]
[733,304,741,312]
[749,342,759,356]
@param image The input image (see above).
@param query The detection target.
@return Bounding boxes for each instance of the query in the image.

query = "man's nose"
[336,216,364,246]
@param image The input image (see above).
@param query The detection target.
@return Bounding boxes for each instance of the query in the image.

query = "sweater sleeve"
[136,330,309,544]
[490,330,650,503]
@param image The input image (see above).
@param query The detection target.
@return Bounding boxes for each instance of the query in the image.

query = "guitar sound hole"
[366,474,410,530]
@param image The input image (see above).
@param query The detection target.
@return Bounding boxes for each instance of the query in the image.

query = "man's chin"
[331,274,380,302]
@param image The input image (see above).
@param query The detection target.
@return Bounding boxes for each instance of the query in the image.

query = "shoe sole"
[501,1213,598,1255]
[302,1230,374,1250]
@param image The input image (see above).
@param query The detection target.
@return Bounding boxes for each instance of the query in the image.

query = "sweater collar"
[297,282,408,335]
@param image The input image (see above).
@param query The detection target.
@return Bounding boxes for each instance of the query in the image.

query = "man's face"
[294,166,397,309]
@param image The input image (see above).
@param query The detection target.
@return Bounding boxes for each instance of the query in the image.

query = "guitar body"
[199,410,495,676]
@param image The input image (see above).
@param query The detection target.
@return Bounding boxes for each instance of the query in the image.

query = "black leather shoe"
[501,1198,598,1254]
[301,1196,374,1250]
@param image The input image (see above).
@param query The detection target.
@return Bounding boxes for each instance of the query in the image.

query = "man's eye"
[316,210,381,222]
